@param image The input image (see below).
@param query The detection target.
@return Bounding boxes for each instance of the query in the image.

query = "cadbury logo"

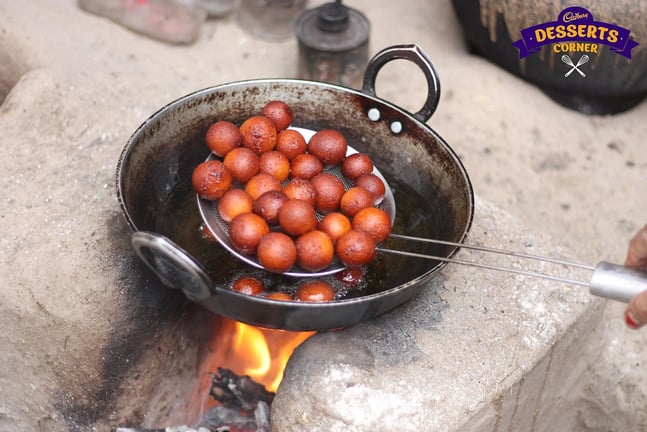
[513,6,638,59]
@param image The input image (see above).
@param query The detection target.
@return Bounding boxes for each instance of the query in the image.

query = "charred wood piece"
[208,368,274,412]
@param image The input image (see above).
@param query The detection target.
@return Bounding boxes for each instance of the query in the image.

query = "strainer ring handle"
[131,231,213,302]
[362,44,441,123]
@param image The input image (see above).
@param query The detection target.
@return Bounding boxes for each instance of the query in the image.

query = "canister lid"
[296,1,370,52]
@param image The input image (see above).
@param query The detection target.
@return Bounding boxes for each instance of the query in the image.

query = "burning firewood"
[208,368,274,411]
[116,368,272,432]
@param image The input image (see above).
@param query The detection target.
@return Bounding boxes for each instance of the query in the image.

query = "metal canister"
[296,0,370,89]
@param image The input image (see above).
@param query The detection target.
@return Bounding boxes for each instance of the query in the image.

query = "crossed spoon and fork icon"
[561,54,590,77]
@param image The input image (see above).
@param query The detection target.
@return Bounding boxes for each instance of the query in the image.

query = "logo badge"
[513,6,639,78]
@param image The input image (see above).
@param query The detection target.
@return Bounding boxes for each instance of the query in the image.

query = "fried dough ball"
[253,190,288,225]
[290,153,323,180]
[244,173,283,201]
[192,160,232,200]
[223,147,260,184]
[352,207,392,243]
[257,232,297,273]
[341,153,374,180]
[336,266,364,287]
[278,199,318,237]
[296,280,335,302]
[205,120,241,157]
[310,172,345,214]
[265,291,293,301]
[261,101,293,131]
[276,129,307,160]
[296,230,335,272]
[318,212,351,244]
[282,178,317,207]
[336,229,376,267]
[231,276,265,295]
[239,115,277,155]
[340,186,374,217]
[218,189,254,223]
[228,212,270,255]
[355,173,386,204]
[308,129,348,167]
[259,151,290,182]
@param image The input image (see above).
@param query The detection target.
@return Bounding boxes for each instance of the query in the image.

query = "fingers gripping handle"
[589,262,647,303]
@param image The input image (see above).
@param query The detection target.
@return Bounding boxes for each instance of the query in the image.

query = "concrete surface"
[0,0,646,431]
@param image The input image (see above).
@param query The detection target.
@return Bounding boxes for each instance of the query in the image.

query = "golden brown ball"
[340,186,374,217]
[335,229,376,267]
[308,129,348,167]
[228,212,270,255]
[257,232,297,273]
[295,230,335,272]
[261,101,293,131]
[296,280,335,302]
[253,190,288,225]
[223,147,260,184]
[352,207,392,243]
[239,115,277,155]
[276,129,307,160]
[218,189,254,223]
[205,120,241,157]
[231,276,265,295]
[192,160,232,200]
[310,172,345,214]
[244,173,283,200]
[290,153,324,180]
[278,199,318,237]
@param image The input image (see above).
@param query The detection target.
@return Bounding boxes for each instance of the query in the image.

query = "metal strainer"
[197,126,396,278]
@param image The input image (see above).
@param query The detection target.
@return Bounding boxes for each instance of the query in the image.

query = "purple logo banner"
[513,6,639,59]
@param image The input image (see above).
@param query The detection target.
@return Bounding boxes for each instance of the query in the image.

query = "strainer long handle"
[378,234,647,302]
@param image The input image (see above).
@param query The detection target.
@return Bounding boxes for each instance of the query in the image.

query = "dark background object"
[296,0,370,88]
[451,0,646,115]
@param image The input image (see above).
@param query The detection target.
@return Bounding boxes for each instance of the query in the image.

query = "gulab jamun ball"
[205,120,241,157]
[290,153,323,180]
[336,229,376,267]
[239,115,277,154]
[192,160,232,200]
[276,129,307,160]
[261,101,293,131]
[253,190,288,225]
[231,276,265,295]
[218,189,254,223]
[318,212,351,244]
[265,291,293,301]
[308,129,348,167]
[295,230,335,272]
[341,153,373,180]
[259,151,290,182]
[228,212,270,256]
[352,207,392,243]
[310,172,345,214]
[257,232,297,273]
[223,147,260,184]
[340,186,374,217]
[355,173,386,204]
[245,173,283,201]
[282,178,317,207]
[296,280,335,302]
[278,199,318,237]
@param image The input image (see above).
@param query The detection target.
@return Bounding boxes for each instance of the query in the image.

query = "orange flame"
[187,317,314,422]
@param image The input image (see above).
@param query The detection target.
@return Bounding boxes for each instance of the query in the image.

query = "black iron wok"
[116,44,474,331]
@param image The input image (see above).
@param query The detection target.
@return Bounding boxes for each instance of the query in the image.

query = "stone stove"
[1,1,646,432]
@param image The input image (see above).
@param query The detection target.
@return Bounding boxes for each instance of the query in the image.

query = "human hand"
[623,224,647,329]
